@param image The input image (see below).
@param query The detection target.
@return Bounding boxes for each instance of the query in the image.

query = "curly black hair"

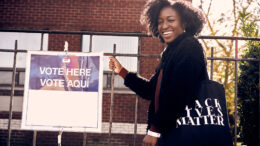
[140,0,206,38]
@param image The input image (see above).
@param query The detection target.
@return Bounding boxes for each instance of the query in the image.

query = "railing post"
[33,131,37,146]
[234,39,238,146]
[258,49,260,146]
[40,33,44,51]
[89,35,93,52]
[7,40,18,146]
[133,37,142,146]
[108,44,116,146]
[210,47,214,80]
[82,34,93,146]
[83,133,87,146]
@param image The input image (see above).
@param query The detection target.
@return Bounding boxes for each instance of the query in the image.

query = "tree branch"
[207,0,213,16]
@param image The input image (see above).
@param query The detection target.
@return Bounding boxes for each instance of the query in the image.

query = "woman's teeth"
[163,31,172,35]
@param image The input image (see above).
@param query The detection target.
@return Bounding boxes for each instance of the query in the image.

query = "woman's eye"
[168,19,175,22]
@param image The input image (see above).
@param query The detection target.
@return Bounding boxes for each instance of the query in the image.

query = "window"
[0,32,48,86]
[82,35,139,89]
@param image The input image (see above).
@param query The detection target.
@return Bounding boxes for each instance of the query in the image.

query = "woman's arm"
[109,57,157,100]
[124,71,157,100]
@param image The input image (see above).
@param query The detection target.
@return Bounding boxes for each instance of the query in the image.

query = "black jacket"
[124,32,208,135]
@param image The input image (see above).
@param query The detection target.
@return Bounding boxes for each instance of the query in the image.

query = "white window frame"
[0,32,49,87]
[82,35,139,90]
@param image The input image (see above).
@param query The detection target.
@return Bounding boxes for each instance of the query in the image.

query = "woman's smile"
[158,7,184,43]
[162,30,174,38]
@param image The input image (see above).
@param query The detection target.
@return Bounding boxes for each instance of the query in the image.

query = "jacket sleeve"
[124,72,157,100]
[151,39,206,133]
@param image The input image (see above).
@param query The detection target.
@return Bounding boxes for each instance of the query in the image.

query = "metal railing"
[0,29,260,146]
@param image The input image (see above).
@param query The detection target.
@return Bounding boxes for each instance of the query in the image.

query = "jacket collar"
[166,32,190,48]
[156,32,191,72]
[162,32,190,58]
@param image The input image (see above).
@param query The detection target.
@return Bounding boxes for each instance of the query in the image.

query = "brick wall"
[0,0,191,145]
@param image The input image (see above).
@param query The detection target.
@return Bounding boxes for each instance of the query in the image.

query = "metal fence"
[0,29,259,146]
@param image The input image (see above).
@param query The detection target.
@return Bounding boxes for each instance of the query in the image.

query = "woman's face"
[158,7,185,43]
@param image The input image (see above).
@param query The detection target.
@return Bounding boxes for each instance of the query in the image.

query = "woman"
[110,0,208,145]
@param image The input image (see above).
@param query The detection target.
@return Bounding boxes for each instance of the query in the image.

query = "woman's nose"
[162,21,169,29]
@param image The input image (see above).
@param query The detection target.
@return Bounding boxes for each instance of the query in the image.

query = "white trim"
[0,119,147,135]
[147,130,161,138]
[103,89,135,94]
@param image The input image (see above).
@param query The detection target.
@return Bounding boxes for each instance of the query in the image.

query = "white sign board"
[21,51,103,133]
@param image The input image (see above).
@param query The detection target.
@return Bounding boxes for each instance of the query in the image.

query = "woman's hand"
[142,135,158,146]
[109,57,123,74]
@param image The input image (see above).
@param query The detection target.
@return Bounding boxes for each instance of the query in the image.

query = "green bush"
[238,11,259,146]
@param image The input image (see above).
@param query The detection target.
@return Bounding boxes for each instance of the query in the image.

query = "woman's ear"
[182,22,187,32]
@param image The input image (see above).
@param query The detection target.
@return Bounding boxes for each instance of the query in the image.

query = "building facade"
[0,0,191,145]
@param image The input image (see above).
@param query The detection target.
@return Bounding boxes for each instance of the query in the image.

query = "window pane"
[91,35,138,54]
[82,35,90,52]
[0,52,30,69]
[82,35,138,72]
[103,73,108,88]
[115,56,137,72]
[0,53,14,68]
[114,75,126,88]
[19,72,25,85]
[0,32,49,68]
[82,35,138,89]
[0,32,48,50]
[0,72,12,84]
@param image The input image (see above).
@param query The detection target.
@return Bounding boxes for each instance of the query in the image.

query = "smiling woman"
[109,0,231,146]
